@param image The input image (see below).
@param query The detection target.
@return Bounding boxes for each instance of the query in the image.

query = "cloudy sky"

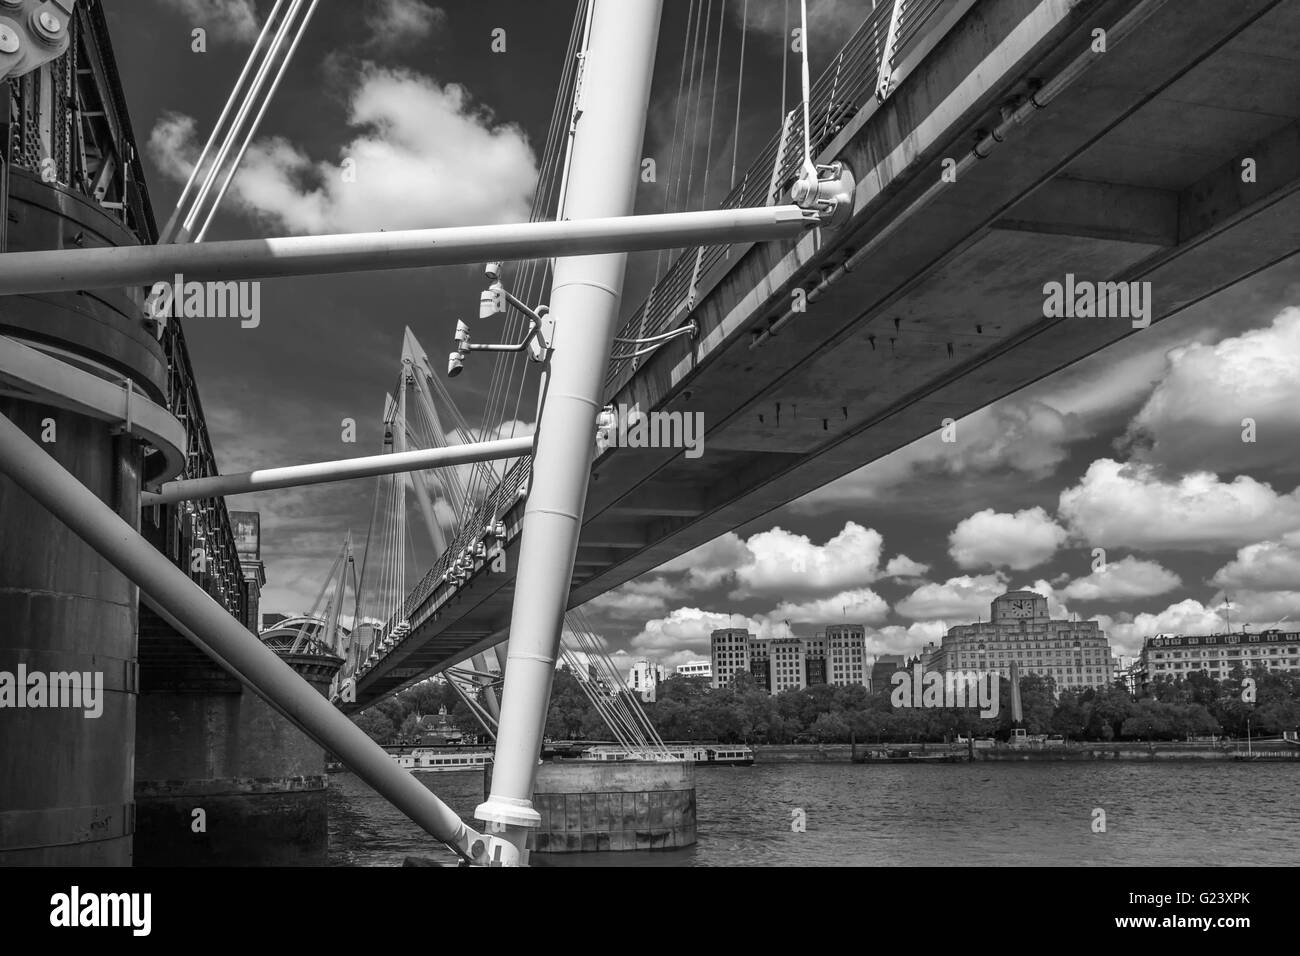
[111,1,1300,672]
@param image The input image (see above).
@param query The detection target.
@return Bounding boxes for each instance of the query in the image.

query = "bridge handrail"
[604,0,912,394]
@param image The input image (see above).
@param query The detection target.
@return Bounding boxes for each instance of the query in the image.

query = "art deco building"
[935,590,1113,691]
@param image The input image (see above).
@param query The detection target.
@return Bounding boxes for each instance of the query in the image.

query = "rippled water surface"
[327,762,1299,866]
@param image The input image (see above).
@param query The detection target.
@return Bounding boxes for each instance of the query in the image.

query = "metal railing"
[157,319,248,619]
[604,0,951,396]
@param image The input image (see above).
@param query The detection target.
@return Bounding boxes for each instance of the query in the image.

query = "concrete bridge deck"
[346,0,1300,710]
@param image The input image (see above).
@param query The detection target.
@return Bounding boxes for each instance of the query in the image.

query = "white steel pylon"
[474,0,664,867]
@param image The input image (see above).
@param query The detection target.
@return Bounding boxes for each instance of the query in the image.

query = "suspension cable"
[159,0,290,243]
[184,0,309,239]
[730,0,748,189]
[798,0,816,181]
[700,0,726,209]
[196,0,322,241]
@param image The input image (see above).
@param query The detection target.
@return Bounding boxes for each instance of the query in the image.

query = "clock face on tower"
[1007,599,1034,618]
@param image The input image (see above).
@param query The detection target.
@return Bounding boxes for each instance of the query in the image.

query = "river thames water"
[327,762,1298,866]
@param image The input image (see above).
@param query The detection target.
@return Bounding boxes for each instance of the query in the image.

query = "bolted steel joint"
[791,161,856,228]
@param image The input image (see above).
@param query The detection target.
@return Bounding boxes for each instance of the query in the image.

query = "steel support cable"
[664,0,702,245]
[573,608,665,752]
[184,0,310,238]
[483,94,574,439]
[570,630,637,745]
[419,362,488,507]
[780,0,788,129]
[653,0,700,286]
[294,544,344,652]
[560,643,630,749]
[730,0,748,189]
[553,0,595,222]
[572,606,667,752]
[380,474,399,625]
[476,5,582,460]
[584,662,642,749]
[160,0,290,243]
[797,0,817,182]
[568,613,653,751]
[197,0,322,242]
[353,446,387,643]
[387,479,401,625]
[483,1,578,439]
[406,387,459,549]
[561,622,637,748]
[371,476,391,632]
[680,0,711,253]
[700,0,726,209]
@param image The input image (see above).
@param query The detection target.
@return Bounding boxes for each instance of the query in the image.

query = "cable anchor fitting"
[791,161,855,229]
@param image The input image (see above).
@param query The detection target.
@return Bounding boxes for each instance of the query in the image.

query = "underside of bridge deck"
[348,0,1300,710]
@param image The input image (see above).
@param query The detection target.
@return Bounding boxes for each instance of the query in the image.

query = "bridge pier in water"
[133,629,343,867]
[527,761,696,854]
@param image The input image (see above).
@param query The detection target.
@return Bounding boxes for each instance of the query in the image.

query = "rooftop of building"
[1144,630,1300,648]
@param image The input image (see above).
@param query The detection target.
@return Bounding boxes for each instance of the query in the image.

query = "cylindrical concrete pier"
[0,166,162,866]
[528,760,697,853]
[0,403,142,865]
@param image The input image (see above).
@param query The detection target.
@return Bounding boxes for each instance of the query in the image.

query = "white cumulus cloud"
[1210,532,1300,591]
[760,588,890,627]
[729,523,884,599]
[1058,459,1300,551]
[1096,600,1229,658]
[629,608,767,658]
[894,574,1008,621]
[1120,308,1300,475]
[1061,557,1182,602]
[582,578,684,620]
[654,533,750,591]
[948,507,1068,571]
[654,522,891,600]
[884,554,930,578]
[148,64,538,235]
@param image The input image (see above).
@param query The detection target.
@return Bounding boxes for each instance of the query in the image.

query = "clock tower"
[991,590,1049,623]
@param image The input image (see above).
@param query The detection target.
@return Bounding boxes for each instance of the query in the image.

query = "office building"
[938,590,1113,691]
[710,628,751,689]
[825,624,868,687]
[1138,630,1300,687]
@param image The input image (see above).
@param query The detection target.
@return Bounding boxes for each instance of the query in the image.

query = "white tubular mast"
[0,206,817,296]
[474,0,663,867]
[141,434,534,505]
